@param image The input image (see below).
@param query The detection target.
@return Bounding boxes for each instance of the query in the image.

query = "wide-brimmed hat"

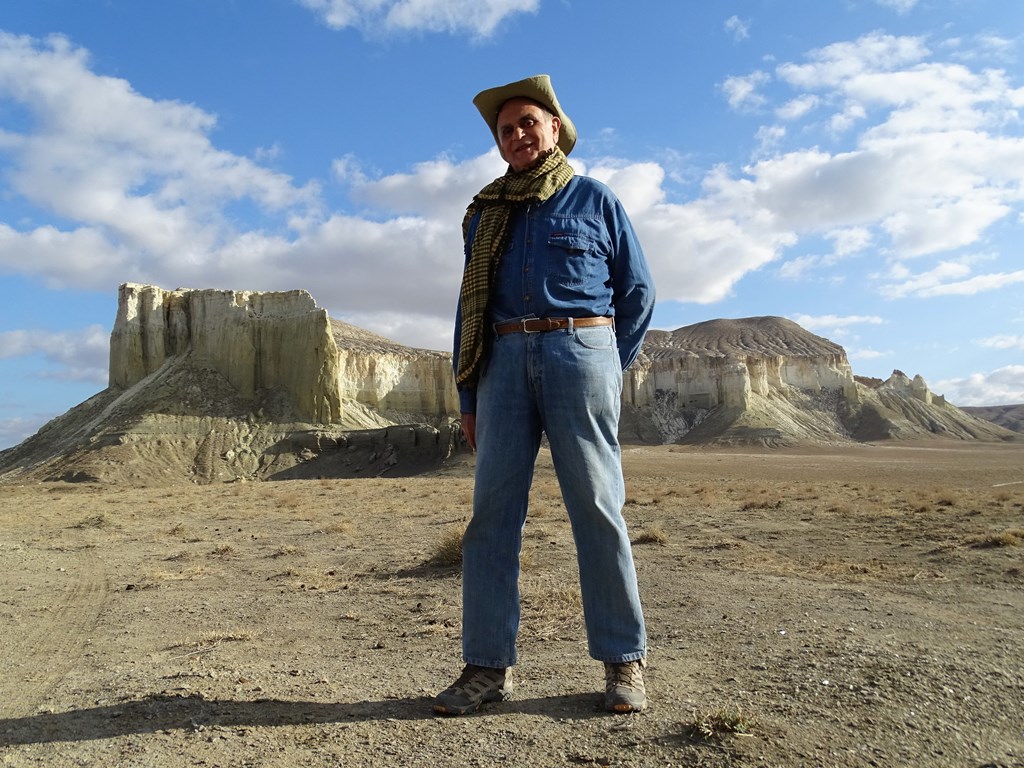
[473,74,577,156]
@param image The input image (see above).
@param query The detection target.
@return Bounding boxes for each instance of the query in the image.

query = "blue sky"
[1,0,1023,449]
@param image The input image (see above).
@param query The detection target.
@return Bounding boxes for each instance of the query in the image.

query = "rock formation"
[0,284,461,484]
[961,403,1024,434]
[0,286,1016,484]
[619,317,1014,446]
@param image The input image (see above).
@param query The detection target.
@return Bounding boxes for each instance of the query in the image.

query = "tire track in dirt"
[0,546,108,719]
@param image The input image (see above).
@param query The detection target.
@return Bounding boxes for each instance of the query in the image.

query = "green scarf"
[456,148,575,387]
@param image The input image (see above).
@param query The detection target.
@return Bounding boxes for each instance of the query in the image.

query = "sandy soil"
[1,442,1022,767]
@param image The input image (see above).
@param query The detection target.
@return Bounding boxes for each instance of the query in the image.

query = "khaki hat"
[473,74,577,156]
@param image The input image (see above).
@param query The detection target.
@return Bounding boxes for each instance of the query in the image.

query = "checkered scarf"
[456,148,574,387]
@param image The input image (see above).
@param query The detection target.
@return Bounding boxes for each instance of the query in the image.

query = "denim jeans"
[461,322,647,668]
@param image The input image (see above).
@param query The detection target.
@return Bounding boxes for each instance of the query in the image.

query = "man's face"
[496,98,561,172]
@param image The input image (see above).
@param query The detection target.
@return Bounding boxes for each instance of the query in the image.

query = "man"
[433,74,655,716]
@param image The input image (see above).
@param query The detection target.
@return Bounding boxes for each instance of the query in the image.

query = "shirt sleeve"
[608,197,655,370]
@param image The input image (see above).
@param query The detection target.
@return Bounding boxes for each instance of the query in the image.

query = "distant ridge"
[961,403,1024,434]
[0,288,1017,485]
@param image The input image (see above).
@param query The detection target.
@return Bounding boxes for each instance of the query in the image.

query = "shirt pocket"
[546,228,608,289]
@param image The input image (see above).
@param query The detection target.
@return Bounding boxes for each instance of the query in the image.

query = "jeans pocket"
[572,324,615,351]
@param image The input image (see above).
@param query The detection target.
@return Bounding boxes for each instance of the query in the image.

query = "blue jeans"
[461,323,647,668]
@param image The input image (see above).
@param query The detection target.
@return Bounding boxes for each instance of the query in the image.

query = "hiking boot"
[433,664,513,715]
[604,658,647,713]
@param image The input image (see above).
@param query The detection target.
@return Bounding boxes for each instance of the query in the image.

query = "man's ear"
[551,115,561,143]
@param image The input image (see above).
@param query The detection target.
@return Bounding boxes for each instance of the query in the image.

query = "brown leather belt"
[494,316,613,335]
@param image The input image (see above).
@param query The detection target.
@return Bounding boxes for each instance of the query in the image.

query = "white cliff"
[110,283,344,424]
[1,299,1015,485]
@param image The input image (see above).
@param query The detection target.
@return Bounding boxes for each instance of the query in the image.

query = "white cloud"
[724,15,750,42]
[980,335,1024,351]
[776,95,818,121]
[846,347,888,361]
[0,415,53,449]
[0,32,318,290]
[935,364,1024,406]
[713,30,1024,283]
[790,314,885,331]
[778,254,819,279]
[882,263,1024,299]
[778,32,930,89]
[3,29,1024,358]
[296,0,538,37]
[875,0,919,15]
[0,325,109,383]
[722,71,771,110]
[826,227,872,258]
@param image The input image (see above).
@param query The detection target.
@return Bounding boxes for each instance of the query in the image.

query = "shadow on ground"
[0,692,605,745]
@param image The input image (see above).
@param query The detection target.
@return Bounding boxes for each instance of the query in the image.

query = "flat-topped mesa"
[109,283,343,423]
[627,316,858,411]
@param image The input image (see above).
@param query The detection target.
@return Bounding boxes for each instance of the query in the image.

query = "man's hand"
[460,412,477,451]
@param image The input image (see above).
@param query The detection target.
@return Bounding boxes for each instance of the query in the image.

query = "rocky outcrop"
[961,403,1024,434]
[110,284,344,423]
[1,295,1016,485]
[330,319,459,426]
[620,317,1015,446]
[0,284,461,484]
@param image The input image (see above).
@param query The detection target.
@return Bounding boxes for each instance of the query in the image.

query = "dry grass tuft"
[318,519,354,535]
[685,704,758,741]
[633,525,669,545]
[740,498,783,511]
[969,529,1024,548]
[70,513,108,529]
[274,492,303,510]
[520,580,583,640]
[428,524,465,567]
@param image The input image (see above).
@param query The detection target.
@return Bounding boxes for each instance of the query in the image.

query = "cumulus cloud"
[980,335,1024,351]
[715,30,1024,299]
[935,365,1024,406]
[790,314,885,331]
[296,0,538,37]
[3,28,1024,359]
[0,325,109,383]
[724,15,751,42]
[881,263,1024,299]
[875,0,919,14]
[722,71,771,110]
[0,32,318,291]
[0,415,53,449]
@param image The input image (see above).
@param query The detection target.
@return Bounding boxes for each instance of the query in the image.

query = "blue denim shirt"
[454,175,655,413]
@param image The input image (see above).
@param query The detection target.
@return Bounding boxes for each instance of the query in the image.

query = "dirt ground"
[1,442,1022,768]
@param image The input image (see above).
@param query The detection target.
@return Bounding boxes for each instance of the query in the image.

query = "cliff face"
[627,325,858,411]
[621,317,1013,446]
[329,319,459,425]
[110,284,344,424]
[0,295,1016,485]
[0,284,460,484]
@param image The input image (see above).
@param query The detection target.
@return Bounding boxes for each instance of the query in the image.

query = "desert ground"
[1,442,1022,768]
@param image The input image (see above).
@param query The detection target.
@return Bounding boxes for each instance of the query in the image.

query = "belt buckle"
[521,318,540,334]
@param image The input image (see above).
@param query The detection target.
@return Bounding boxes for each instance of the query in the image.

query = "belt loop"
[566,317,574,334]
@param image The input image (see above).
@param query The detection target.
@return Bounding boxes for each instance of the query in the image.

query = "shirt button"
[524,295,531,302]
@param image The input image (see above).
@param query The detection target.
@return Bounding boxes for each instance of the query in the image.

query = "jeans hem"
[464,656,515,669]
[591,650,646,664]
